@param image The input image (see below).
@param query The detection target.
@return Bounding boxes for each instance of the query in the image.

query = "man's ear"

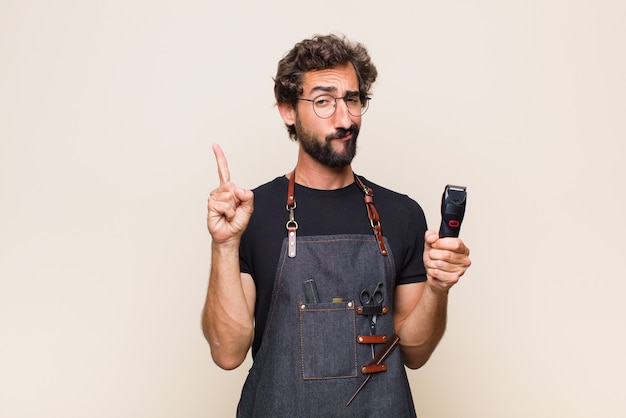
[278,102,296,126]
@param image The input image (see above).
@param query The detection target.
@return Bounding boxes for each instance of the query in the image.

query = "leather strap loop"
[361,363,387,374]
[357,305,388,316]
[357,335,388,344]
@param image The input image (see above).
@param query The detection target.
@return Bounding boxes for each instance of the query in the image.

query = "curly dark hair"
[274,34,378,140]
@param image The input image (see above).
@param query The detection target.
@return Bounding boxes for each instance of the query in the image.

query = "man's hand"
[423,230,471,292]
[207,144,254,244]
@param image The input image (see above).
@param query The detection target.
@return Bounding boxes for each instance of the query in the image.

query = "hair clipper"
[439,185,467,238]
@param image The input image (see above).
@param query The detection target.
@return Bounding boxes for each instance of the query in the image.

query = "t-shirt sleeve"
[394,197,428,286]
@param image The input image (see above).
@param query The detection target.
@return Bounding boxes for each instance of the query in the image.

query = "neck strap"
[286,171,388,257]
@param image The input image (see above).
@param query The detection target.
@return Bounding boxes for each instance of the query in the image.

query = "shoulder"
[358,176,424,213]
[249,176,288,209]
[357,175,428,234]
[252,176,288,195]
[357,176,428,283]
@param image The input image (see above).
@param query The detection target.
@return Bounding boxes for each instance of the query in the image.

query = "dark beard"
[296,121,359,168]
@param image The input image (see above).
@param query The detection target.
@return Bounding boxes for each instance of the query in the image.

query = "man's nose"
[332,98,355,127]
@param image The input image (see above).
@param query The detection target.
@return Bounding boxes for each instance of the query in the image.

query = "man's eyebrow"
[309,85,336,94]
[309,86,359,96]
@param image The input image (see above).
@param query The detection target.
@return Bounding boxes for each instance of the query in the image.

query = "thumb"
[235,187,254,209]
[424,230,439,249]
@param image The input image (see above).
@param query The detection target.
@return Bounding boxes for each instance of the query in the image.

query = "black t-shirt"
[240,175,428,356]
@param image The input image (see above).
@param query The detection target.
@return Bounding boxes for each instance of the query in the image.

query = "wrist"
[425,278,450,297]
[211,238,241,255]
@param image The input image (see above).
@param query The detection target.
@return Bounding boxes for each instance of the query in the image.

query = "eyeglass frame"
[296,93,371,119]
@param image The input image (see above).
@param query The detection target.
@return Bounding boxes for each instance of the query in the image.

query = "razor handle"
[439,185,467,238]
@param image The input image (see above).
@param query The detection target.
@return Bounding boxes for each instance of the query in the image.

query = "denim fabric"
[237,234,417,417]
[300,302,357,379]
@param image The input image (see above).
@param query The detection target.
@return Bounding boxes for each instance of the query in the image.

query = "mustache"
[326,124,359,141]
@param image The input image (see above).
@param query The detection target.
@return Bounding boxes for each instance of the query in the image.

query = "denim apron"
[236,228,418,416]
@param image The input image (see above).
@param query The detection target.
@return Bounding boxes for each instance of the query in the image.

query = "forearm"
[202,240,255,370]
[396,283,449,369]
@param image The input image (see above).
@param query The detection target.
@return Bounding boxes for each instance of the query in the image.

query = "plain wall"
[1,1,625,417]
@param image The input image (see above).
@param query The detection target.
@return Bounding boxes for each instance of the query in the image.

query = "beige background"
[1,1,625,417]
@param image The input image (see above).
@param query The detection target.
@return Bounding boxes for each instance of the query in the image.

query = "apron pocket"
[299,301,357,380]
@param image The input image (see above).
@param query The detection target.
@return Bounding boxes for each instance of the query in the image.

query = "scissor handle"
[359,289,371,305]
[360,282,384,306]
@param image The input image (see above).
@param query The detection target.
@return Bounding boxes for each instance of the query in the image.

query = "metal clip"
[286,203,298,258]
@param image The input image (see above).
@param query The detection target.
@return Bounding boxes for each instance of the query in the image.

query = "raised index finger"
[212,143,230,184]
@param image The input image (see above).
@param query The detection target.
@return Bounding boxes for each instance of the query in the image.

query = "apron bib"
[237,234,417,417]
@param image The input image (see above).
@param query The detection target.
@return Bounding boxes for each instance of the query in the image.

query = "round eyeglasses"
[297,94,370,119]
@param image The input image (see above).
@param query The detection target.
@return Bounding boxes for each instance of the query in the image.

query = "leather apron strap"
[286,171,389,257]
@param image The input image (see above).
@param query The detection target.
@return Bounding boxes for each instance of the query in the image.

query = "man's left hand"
[423,230,471,292]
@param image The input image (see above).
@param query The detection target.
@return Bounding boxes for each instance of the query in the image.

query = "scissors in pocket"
[359,282,386,357]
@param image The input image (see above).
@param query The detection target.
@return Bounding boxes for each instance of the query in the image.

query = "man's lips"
[327,125,357,142]
[332,131,354,141]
